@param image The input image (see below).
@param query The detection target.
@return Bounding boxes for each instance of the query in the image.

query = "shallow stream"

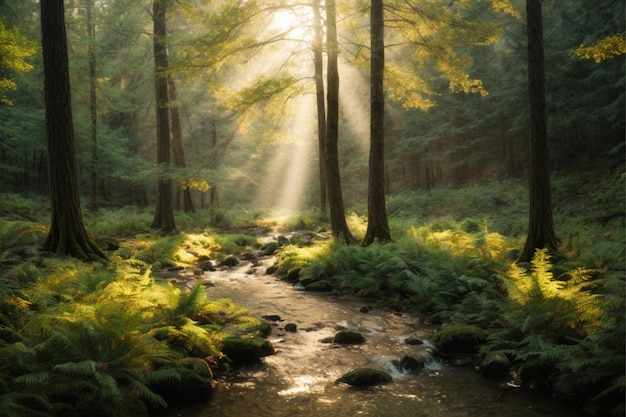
[161,255,588,417]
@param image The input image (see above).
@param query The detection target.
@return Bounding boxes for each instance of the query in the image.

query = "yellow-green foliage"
[505,249,601,340]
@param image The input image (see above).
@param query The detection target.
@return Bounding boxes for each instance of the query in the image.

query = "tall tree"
[325,0,355,243]
[312,0,327,214]
[151,0,176,232]
[519,0,558,262]
[86,0,98,212]
[40,0,105,260]
[363,0,391,245]
[168,77,195,213]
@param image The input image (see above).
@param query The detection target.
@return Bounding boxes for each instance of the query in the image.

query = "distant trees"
[519,0,558,262]
[40,0,105,259]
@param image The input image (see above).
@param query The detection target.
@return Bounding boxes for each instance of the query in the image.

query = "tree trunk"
[87,0,98,212]
[363,0,391,245]
[40,0,105,260]
[325,0,355,243]
[312,0,327,214]
[168,77,195,213]
[519,0,558,262]
[151,0,176,232]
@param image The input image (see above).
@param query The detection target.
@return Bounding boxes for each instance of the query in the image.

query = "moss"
[305,279,333,292]
[336,368,392,387]
[221,336,274,365]
[333,330,365,344]
[431,325,487,353]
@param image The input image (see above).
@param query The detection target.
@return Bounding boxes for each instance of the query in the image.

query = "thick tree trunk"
[87,0,98,212]
[151,0,176,232]
[519,0,558,262]
[363,0,391,245]
[312,0,327,214]
[168,77,195,213]
[325,0,355,243]
[40,0,105,260]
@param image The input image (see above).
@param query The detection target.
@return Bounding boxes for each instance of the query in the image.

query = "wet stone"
[284,323,298,332]
[404,337,424,346]
[333,330,365,345]
[336,368,392,387]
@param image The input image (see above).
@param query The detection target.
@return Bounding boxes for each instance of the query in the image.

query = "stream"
[160,252,589,417]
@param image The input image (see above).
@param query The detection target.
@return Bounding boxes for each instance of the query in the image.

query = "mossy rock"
[221,336,274,365]
[305,279,333,292]
[479,351,511,377]
[431,325,487,354]
[286,267,302,283]
[336,368,392,387]
[261,241,279,256]
[299,276,315,287]
[333,330,365,345]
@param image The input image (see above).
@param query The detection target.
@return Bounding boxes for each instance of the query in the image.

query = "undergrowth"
[0,214,269,417]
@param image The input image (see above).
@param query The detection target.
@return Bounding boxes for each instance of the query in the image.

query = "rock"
[398,355,425,372]
[305,280,333,292]
[319,336,335,344]
[479,351,511,377]
[286,267,302,283]
[261,241,279,256]
[359,306,373,313]
[261,314,282,322]
[221,336,274,365]
[333,330,365,345]
[430,325,487,354]
[266,264,278,275]
[219,256,240,267]
[200,260,216,272]
[336,368,392,387]
[404,337,424,346]
[284,323,298,332]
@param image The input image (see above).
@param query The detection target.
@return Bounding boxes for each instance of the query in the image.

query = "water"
[159,256,589,417]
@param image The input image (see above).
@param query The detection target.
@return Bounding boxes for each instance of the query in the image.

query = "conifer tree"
[40,0,105,260]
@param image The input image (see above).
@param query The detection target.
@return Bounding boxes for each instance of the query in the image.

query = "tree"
[312,0,327,214]
[363,0,391,245]
[518,0,558,262]
[168,77,195,213]
[325,0,355,243]
[40,0,105,260]
[151,0,176,233]
[86,0,98,212]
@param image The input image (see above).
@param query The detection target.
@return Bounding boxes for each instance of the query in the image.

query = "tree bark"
[325,0,355,243]
[40,0,105,260]
[519,0,558,262]
[87,0,98,212]
[312,0,327,214]
[363,0,392,245]
[168,77,195,213]
[151,0,176,232]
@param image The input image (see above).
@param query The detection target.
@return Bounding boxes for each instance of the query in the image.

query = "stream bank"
[156,249,589,417]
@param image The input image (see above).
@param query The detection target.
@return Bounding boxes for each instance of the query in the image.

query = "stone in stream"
[219,256,240,267]
[479,351,511,377]
[396,355,425,372]
[333,330,365,344]
[335,368,392,387]
[221,336,274,365]
[404,337,424,346]
[284,323,298,332]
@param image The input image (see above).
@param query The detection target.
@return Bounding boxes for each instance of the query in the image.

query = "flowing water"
[160,254,589,417]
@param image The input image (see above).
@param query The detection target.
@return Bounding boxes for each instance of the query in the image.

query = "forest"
[0,0,624,416]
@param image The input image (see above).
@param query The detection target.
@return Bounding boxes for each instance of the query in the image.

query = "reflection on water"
[159,258,588,417]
